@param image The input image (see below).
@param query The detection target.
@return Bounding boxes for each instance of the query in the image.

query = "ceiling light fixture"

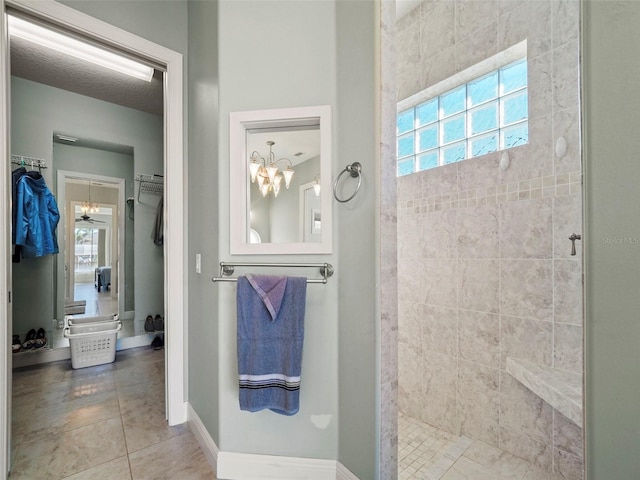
[56,134,78,143]
[8,15,154,82]
[249,141,294,198]
[313,174,321,197]
[80,181,99,215]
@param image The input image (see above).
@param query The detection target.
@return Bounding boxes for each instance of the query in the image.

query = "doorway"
[391,2,584,479]
[0,0,186,474]
[70,204,116,313]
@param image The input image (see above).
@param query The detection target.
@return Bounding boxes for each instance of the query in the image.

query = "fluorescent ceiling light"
[56,134,78,142]
[8,15,154,82]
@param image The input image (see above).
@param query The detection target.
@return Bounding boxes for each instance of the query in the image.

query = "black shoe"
[22,329,36,350]
[153,314,164,331]
[151,336,162,350]
[144,315,154,332]
[33,328,47,349]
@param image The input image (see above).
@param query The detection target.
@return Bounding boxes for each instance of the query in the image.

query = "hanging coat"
[15,173,60,258]
[11,167,27,263]
[151,195,163,246]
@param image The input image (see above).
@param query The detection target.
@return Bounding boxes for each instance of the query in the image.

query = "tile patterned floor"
[398,414,564,480]
[10,347,216,479]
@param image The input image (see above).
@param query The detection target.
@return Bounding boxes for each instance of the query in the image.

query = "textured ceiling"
[10,3,412,117]
[10,36,163,116]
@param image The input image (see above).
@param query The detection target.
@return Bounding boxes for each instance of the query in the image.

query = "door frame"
[0,0,187,474]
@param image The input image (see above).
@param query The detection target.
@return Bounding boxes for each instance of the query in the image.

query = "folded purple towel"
[246,274,287,321]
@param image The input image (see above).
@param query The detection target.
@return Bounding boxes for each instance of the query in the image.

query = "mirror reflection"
[247,126,321,244]
[230,105,332,255]
[60,176,123,324]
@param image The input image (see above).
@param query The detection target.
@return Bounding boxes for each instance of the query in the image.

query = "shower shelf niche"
[506,357,583,427]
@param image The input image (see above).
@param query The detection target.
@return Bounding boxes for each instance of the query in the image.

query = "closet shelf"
[135,173,163,201]
[11,154,47,170]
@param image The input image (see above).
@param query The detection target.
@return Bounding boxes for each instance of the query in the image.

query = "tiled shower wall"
[396,1,583,478]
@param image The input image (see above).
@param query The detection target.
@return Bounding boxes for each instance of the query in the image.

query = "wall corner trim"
[216,451,358,480]
[187,403,219,476]
[336,462,360,480]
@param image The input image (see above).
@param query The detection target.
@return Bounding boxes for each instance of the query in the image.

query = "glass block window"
[396,58,528,176]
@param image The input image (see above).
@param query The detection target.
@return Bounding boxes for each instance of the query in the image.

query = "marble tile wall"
[380,1,399,478]
[396,1,583,479]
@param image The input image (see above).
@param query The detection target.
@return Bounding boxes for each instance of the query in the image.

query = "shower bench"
[506,357,583,427]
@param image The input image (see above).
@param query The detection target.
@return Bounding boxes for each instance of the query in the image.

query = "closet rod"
[212,262,334,284]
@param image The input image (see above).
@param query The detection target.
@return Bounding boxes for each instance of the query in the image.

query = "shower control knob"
[569,233,581,256]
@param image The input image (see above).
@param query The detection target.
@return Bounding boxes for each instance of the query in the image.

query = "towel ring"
[333,162,362,203]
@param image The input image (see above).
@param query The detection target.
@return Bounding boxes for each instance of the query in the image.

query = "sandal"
[153,314,164,332]
[12,335,21,353]
[22,329,36,350]
[33,328,47,349]
[144,315,154,332]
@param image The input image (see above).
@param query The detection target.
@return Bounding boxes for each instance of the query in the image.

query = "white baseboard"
[12,346,70,368]
[116,333,154,350]
[217,451,339,480]
[186,403,359,480]
[187,403,219,476]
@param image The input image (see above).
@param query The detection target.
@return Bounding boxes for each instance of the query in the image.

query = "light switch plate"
[195,253,201,274]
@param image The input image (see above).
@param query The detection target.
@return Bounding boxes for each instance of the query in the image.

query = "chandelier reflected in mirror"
[248,141,294,198]
[81,181,99,214]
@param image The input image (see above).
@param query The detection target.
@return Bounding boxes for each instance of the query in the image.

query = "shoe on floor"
[12,335,21,353]
[153,314,164,331]
[22,329,36,350]
[33,328,47,349]
[144,315,154,332]
[151,336,162,350]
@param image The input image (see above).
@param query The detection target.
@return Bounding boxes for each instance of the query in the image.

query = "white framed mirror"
[230,105,332,254]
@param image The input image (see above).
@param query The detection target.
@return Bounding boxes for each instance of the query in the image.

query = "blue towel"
[236,274,307,415]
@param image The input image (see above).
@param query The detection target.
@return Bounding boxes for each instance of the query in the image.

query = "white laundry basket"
[64,314,122,369]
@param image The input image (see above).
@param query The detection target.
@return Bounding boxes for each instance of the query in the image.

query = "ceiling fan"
[75,213,104,224]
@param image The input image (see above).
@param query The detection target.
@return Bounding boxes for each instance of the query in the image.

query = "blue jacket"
[15,174,60,258]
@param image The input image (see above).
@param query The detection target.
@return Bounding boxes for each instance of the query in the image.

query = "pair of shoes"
[144,315,154,332]
[12,335,21,353]
[22,328,47,350]
[33,329,47,349]
[151,336,164,350]
[153,314,164,331]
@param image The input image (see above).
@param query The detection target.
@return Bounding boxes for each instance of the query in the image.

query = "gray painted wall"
[335,2,377,477]
[59,0,188,56]
[217,0,340,459]
[583,2,640,477]
[187,0,220,448]
[11,76,163,335]
[215,1,377,476]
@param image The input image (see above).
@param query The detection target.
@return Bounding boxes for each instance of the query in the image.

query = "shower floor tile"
[398,414,564,480]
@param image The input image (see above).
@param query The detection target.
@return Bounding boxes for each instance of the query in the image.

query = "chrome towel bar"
[212,262,334,284]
